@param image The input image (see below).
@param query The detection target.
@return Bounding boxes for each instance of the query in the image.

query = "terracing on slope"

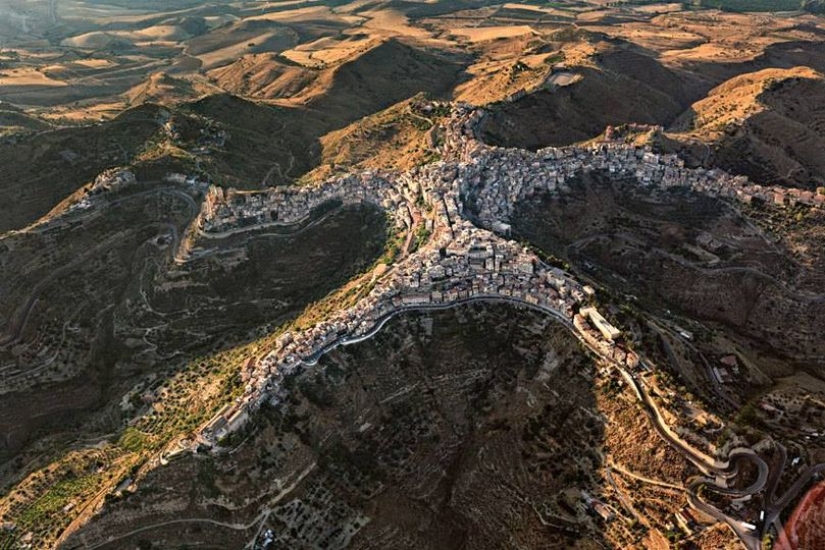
[0,193,388,549]
[512,170,825,384]
[64,295,740,549]
[0,182,387,455]
[4,6,825,546]
[63,303,704,550]
[21,103,821,550]
[2,88,824,548]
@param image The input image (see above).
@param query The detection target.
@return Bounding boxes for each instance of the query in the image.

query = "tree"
[802,0,825,13]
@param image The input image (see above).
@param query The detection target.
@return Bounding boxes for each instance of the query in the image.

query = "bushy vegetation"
[802,0,825,12]
[410,224,432,252]
[0,337,262,547]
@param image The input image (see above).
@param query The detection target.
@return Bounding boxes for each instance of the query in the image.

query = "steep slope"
[306,95,448,183]
[453,33,562,106]
[184,18,299,70]
[0,103,51,136]
[479,42,706,149]
[182,94,331,187]
[195,40,466,186]
[206,53,317,99]
[125,72,201,105]
[0,104,163,233]
[0,201,388,549]
[296,38,466,122]
[62,305,611,550]
[670,67,825,189]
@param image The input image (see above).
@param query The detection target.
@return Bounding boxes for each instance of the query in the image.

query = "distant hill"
[295,38,466,122]
[206,53,317,99]
[453,33,559,106]
[479,42,706,149]
[694,0,801,12]
[306,95,445,182]
[184,18,298,69]
[125,72,200,105]
[0,106,51,135]
[0,104,163,233]
[198,39,466,186]
[182,94,330,188]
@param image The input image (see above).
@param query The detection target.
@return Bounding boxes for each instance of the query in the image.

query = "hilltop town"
[190,102,825,449]
[2,94,822,550]
[4,1,825,548]
[144,102,824,550]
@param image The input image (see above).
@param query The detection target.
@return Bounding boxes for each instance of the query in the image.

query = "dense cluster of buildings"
[452,136,824,231]
[90,169,136,194]
[193,103,819,446]
[197,171,415,236]
[199,213,625,445]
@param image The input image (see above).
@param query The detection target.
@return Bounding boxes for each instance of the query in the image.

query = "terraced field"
[60,304,612,550]
[1,2,825,548]
[0,197,386,485]
[512,171,825,380]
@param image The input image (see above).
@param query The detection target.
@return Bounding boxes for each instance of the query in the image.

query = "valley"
[2,1,825,550]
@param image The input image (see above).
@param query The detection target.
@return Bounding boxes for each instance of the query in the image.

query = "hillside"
[452,32,563,106]
[0,201,387,548]
[206,53,317,99]
[3,3,825,549]
[125,72,201,106]
[670,67,825,189]
[184,19,299,69]
[61,305,613,550]
[479,41,706,149]
[305,95,448,182]
[196,40,466,186]
[0,103,164,233]
[182,94,330,187]
[296,38,467,122]
[0,105,51,136]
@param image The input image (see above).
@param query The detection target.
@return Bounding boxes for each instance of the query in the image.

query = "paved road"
[764,463,825,529]
[610,358,771,550]
[298,294,576,368]
[608,456,685,491]
[287,291,774,530]
[72,512,271,550]
[765,444,787,507]
[687,476,761,550]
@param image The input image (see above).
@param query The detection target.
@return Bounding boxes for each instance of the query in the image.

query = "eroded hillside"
[2,2,825,550]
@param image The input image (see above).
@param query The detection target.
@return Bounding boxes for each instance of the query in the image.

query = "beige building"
[580,307,621,341]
